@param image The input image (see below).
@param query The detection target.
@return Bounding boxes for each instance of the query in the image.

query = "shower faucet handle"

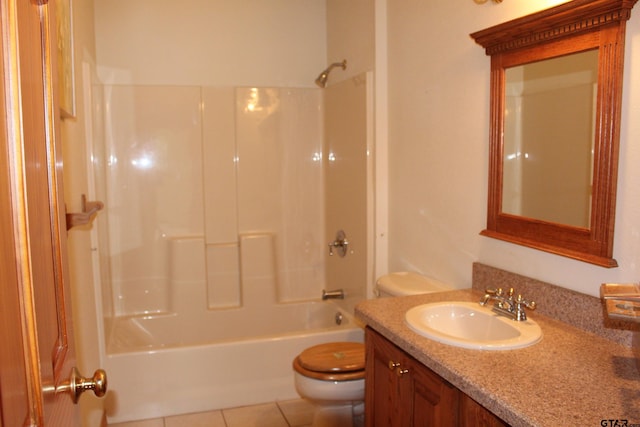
[328,230,349,257]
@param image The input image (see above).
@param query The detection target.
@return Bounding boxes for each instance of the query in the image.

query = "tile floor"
[108,399,315,427]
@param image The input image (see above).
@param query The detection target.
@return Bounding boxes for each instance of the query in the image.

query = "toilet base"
[310,404,363,427]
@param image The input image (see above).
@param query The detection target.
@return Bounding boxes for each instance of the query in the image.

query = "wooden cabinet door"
[365,327,406,427]
[365,327,459,427]
[459,394,510,427]
[0,0,83,425]
[407,358,458,426]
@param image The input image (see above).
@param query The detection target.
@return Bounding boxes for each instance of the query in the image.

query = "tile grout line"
[275,401,292,427]
[220,408,229,427]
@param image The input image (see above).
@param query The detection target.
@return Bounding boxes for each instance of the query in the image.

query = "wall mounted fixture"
[315,60,347,88]
[328,229,349,257]
[66,194,104,230]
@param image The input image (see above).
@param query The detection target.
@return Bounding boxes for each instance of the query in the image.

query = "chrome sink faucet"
[480,287,536,321]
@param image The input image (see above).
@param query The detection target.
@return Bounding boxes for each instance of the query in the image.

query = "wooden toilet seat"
[293,342,365,381]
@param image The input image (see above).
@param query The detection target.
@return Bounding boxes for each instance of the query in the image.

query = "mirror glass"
[502,50,598,228]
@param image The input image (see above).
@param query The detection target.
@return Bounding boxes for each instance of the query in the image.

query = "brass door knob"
[59,367,108,404]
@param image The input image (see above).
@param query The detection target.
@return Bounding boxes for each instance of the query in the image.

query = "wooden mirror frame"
[471,0,638,268]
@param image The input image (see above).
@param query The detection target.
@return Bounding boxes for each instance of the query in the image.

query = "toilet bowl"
[293,272,451,426]
[292,342,365,427]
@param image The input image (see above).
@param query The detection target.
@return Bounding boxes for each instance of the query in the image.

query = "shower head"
[314,60,347,88]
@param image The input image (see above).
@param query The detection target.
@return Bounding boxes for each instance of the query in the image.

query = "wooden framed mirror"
[471,0,638,267]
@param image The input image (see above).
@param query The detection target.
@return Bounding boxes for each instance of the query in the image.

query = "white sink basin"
[405,301,542,350]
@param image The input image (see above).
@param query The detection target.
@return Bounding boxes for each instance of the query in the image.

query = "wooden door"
[0,0,96,425]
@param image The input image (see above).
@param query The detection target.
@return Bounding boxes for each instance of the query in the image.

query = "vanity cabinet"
[458,394,509,427]
[365,327,509,427]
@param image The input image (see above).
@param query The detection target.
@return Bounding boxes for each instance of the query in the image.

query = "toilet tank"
[375,272,451,297]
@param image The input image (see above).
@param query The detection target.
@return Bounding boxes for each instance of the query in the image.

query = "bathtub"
[104,300,364,423]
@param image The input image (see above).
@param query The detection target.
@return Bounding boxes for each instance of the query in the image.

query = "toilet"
[292,272,451,427]
[375,271,451,298]
[293,342,366,427]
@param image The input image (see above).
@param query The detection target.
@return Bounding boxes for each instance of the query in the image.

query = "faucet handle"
[513,294,536,321]
[485,288,503,296]
[516,294,536,310]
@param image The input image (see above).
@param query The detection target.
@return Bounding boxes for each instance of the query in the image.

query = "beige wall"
[324,73,372,306]
[385,0,640,297]
[324,0,376,301]
[94,0,327,87]
[60,0,104,425]
[326,0,375,81]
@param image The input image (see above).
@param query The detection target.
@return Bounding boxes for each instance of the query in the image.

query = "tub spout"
[322,289,345,300]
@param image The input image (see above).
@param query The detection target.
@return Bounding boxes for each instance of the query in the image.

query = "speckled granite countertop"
[355,288,640,427]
